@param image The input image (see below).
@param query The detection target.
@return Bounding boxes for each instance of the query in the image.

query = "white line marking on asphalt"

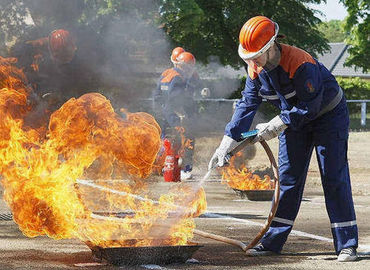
[202,212,332,243]
[204,212,370,252]
[357,245,370,254]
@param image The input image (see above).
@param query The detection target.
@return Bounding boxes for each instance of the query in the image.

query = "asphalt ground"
[0,132,370,269]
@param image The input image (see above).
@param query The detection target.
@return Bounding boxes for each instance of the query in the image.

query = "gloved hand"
[208,135,238,170]
[253,115,287,143]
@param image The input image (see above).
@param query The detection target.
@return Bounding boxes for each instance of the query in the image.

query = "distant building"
[317,42,370,79]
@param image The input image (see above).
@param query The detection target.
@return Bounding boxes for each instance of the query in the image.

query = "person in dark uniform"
[209,16,358,262]
[11,28,100,110]
[153,51,199,180]
[10,28,100,128]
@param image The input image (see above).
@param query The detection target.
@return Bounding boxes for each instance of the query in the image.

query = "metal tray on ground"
[233,189,274,201]
[89,243,203,266]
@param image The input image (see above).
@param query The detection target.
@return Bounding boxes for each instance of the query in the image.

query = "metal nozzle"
[224,129,258,165]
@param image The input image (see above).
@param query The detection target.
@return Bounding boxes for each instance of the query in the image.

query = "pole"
[361,102,366,127]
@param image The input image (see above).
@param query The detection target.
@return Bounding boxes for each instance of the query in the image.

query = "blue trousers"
[261,99,358,254]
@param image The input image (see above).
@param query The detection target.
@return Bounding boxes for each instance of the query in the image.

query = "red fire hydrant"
[163,138,181,182]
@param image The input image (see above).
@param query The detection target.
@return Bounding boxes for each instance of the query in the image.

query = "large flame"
[221,152,273,190]
[0,56,206,247]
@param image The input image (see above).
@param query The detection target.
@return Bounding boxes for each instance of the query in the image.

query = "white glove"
[208,135,238,170]
[253,115,287,143]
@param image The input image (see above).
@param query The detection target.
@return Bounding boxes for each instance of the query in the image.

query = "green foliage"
[228,75,246,99]
[337,77,370,100]
[0,0,347,106]
[158,0,330,68]
[317,20,348,42]
[80,1,159,31]
[0,0,88,54]
[0,1,28,54]
[0,0,332,69]
[0,1,161,52]
[341,0,370,72]
[337,76,370,130]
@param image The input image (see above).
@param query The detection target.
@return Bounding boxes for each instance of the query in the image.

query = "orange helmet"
[176,52,196,65]
[48,29,77,64]
[238,16,279,61]
[171,47,185,64]
[176,52,196,78]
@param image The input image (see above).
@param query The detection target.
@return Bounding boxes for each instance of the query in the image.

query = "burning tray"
[233,188,274,201]
[89,243,203,266]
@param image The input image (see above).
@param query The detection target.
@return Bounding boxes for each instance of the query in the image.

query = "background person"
[11,29,99,113]
[153,51,199,180]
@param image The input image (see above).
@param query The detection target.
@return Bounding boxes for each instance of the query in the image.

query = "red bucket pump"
[163,138,181,182]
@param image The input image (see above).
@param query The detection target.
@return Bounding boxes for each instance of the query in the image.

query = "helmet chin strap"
[263,44,281,71]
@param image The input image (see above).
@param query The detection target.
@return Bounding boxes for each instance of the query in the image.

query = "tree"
[0,1,28,55]
[341,0,370,72]
[317,19,348,42]
[0,0,168,105]
[158,0,330,69]
[0,0,163,56]
[1,0,331,70]
[0,0,336,102]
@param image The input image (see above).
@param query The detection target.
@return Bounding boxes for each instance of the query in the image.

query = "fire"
[77,180,206,247]
[0,56,206,247]
[221,152,273,190]
[174,126,193,155]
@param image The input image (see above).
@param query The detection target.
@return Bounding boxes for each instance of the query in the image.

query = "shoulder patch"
[161,68,182,83]
[279,44,316,79]
[160,85,169,91]
[304,79,315,93]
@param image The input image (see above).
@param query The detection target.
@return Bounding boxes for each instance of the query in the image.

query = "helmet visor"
[244,59,261,73]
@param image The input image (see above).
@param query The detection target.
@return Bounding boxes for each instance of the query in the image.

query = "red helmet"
[238,16,279,61]
[171,47,185,64]
[48,29,77,64]
[176,52,196,65]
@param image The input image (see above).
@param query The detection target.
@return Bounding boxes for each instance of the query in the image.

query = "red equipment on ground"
[163,139,181,182]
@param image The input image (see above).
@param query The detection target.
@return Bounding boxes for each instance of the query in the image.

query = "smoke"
[96,9,171,109]
[199,56,244,98]
[4,0,266,170]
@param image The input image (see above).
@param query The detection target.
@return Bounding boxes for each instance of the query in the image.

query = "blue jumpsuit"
[153,67,199,172]
[153,67,198,129]
[225,44,358,254]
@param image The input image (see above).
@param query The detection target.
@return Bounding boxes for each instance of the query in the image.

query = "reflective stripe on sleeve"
[284,90,296,99]
[259,90,296,101]
[260,94,279,100]
[161,85,169,91]
[331,220,357,229]
[272,217,294,226]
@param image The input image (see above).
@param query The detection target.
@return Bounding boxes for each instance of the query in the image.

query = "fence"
[346,100,369,130]
[136,99,370,132]
[198,98,370,131]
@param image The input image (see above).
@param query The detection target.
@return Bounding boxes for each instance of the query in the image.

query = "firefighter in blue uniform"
[153,50,198,180]
[209,16,358,262]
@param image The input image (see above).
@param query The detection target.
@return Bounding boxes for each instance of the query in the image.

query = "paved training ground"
[1,132,370,269]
